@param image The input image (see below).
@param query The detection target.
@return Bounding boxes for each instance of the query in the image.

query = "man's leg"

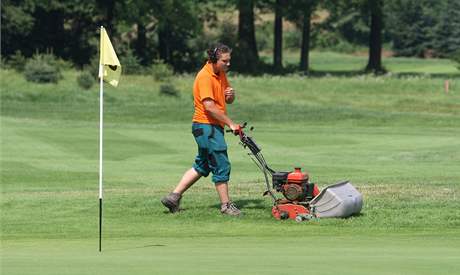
[215,182,230,204]
[162,168,201,213]
[173,168,201,194]
[215,182,241,216]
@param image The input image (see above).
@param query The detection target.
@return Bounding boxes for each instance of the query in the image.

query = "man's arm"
[203,98,239,131]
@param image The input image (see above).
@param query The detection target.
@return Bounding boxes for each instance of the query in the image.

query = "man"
[161,43,241,216]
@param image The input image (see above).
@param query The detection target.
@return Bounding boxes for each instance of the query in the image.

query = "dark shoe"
[161,192,182,213]
[220,202,241,216]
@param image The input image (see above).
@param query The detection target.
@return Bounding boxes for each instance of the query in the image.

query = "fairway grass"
[1,62,460,274]
[2,117,459,274]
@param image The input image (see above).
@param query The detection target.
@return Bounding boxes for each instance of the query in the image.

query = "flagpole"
[98,27,104,252]
[98,26,120,252]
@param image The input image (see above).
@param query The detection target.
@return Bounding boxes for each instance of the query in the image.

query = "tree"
[273,0,285,71]
[234,0,259,73]
[96,0,116,34]
[1,0,206,71]
[1,0,35,57]
[286,0,319,73]
[322,0,369,46]
[365,0,384,73]
[2,0,98,66]
[432,0,460,57]
[299,3,313,72]
[117,0,156,65]
[386,0,438,57]
[154,0,204,71]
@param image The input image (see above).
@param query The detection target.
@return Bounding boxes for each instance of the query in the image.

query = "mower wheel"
[280,211,289,220]
[295,214,313,222]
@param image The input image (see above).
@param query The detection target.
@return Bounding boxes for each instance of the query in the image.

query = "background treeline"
[2,0,460,75]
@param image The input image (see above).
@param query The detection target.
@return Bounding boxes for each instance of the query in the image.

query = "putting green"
[2,234,460,275]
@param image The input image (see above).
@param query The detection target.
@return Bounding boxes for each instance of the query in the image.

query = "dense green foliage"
[431,0,460,58]
[2,0,459,74]
[386,0,460,57]
[1,0,97,66]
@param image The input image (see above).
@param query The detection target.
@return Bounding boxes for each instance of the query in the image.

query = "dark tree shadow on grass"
[246,62,460,79]
[337,212,365,220]
[209,198,266,210]
[292,70,459,79]
[106,244,167,252]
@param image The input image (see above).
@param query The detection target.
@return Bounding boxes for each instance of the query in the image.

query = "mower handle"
[226,122,247,135]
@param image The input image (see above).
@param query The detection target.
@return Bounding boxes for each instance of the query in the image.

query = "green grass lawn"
[1,53,460,274]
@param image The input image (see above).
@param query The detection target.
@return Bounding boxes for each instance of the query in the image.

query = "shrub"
[218,20,238,47]
[151,60,174,81]
[23,54,62,83]
[7,50,27,72]
[312,30,362,54]
[77,71,95,90]
[84,56,100,80]
[0,55,6,69]
[159,84,179,97]
[120,48,143,75]
[256,21,273,52]
[451,50,460,70]
[54,58,74,71]
[284,31,301,49]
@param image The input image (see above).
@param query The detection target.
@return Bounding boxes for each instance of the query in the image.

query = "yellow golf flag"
[99,27,121,87]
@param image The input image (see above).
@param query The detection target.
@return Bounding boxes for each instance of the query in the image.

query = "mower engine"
[272,169,319,202]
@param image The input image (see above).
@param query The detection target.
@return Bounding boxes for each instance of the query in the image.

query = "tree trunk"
[135,22,147,65]
[366,0,384,73]
[106,0,115,33]
[273,0,283,71]
[97,0,116,34]
[158,26,170,63]
[237,0,259,72]
[300,6,312,73]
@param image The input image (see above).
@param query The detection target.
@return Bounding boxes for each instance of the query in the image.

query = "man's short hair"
[207,43,232,63]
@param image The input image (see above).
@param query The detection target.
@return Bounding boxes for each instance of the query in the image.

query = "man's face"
[216,53,231,72]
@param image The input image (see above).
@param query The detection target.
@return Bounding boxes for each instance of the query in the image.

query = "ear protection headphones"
[209,47,219,63]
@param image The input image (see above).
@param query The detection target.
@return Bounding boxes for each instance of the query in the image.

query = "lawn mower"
[229,123,363,222]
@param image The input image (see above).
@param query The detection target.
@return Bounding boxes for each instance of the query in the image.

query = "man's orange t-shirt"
[192,62,230,128]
